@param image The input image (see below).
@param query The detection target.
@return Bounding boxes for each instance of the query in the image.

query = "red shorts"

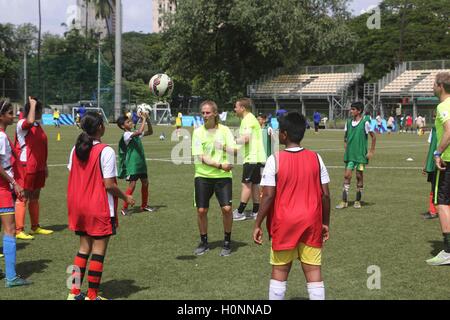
[0,180,14,209]
[16,164,46,191]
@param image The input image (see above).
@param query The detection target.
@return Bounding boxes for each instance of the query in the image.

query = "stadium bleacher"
[380,69,450,95]
[253,72,362,96]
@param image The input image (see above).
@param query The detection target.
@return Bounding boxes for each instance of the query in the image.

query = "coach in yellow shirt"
[192,100,236,257]
[232,98,266,221]
[426,71,450,266]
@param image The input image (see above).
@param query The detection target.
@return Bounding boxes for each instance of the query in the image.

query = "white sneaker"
[426,250,450,266]
[232,209,246,221]
[249,212,258,220]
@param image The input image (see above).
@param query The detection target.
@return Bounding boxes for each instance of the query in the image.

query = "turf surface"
[0,125,444,300]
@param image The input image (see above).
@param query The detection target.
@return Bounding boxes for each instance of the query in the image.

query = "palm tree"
[93,0,116,58]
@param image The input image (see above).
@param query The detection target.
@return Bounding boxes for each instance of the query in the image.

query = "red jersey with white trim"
[67,144,118,236]
[0,128,17,208]
[268,149,323,250]
[15,119,48,173]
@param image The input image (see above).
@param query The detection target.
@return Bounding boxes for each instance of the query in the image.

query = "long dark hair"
[75,112,104,162]
[0,99,12,116]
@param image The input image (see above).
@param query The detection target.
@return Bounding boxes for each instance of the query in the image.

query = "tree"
[346,0,450,82]
[162,0,356,107]
[93,0,115,59]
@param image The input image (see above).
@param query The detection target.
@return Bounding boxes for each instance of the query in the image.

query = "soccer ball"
[159,133,166,140]
[137,103,151,116]
[149,73,174,97]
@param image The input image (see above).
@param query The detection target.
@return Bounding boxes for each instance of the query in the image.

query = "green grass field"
[0,124,445,300]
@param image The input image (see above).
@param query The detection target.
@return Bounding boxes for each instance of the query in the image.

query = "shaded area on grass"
[16,259,52,278]
[100,279,150,299]
[42,224,68,232]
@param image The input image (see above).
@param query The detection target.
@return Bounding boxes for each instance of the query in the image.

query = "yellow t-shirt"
[239,113,266,163]
[435,97,450,161]
[53,111,60,119]
[176,113,182,126]
[192,124,235,178]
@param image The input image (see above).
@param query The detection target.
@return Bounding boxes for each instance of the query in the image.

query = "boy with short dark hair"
[253,112,331,300]
[117,112,153,215]
[336,101,376,209]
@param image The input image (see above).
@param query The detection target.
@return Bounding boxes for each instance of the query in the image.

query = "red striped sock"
[141,184,149,208]
[70,252,89,295]
[123,187,134,209]
[87,254,105,300]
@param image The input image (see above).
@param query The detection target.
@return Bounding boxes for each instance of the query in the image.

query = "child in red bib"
[66,112,134,300]
[253,112,331,300]
[14,97,53,240]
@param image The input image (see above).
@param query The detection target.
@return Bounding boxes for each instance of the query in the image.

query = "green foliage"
[346,0,450,82]
[162,0,355,108]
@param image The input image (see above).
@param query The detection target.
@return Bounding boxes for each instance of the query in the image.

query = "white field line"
[48,158,423,170]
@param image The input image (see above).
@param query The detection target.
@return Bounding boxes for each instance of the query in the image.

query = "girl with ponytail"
[67,112,135,300]
[14,96,53,240]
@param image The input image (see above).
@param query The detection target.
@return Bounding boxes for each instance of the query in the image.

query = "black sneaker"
[423,212,439,220]
[219,241,231,257]
[194,242,209,256]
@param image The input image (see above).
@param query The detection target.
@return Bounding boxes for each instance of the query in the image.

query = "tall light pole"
[97,32,102,109]
[23,50,27,105]
[114,0,122,119]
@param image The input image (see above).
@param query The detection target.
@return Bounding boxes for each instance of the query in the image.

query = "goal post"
[72,107,110,125]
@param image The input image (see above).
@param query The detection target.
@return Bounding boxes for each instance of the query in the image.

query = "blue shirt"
[313,112,321,123]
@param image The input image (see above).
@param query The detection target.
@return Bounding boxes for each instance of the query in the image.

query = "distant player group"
[0,72,449,300]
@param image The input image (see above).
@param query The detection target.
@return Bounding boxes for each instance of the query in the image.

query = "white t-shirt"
[0,131,13,179]
[16,119,34,162]
[123,131,143,145]
[344,119,372,134]
[260,147,330,187]
[68,141,117,217]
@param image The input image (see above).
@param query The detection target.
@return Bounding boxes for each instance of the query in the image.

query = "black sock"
[444,233,450,253]
[224,232,231,243]
[252,203,260,213]
[342,190,348,202]
[200,234,208,244]
[356,191,362,201]
[238,202,247,214]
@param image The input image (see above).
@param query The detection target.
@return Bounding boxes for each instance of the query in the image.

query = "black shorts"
[242,163,263,184]
[75,217,117,239]
[126,173,148,182]
[194,177,232,209]
[436,167,450,205]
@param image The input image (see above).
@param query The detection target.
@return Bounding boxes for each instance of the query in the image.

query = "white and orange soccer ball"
[149,73,174,97]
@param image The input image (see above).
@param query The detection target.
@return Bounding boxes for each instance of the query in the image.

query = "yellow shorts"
[0,211,15,216]
[345,161,365,172]
[270,243,322,266]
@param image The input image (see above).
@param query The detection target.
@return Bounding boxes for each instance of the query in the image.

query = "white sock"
[269,279,287,300]
[307,281,325,300]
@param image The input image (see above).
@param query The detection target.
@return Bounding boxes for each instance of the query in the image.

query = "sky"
[0,0,382,35]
